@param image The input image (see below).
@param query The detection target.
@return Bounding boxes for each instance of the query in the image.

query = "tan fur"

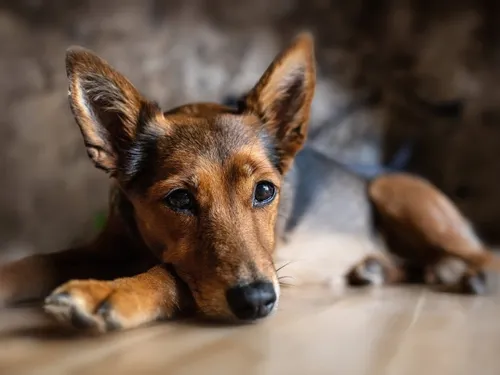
[245,33,316,173]
[0,33,498,334]
[370,173,496,269]
[344,173,499,292]
[0,33,316,332]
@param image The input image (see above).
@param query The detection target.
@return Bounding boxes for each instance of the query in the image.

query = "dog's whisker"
[276,261,293,273]
[278,275,294,281]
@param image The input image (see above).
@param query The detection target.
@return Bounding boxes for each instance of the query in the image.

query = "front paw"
[44,280,146,333]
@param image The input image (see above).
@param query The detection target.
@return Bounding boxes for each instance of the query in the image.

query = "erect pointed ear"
[65,46,160,177]
[244,33,316,174]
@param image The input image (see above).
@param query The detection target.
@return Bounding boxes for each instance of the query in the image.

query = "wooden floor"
[0,282,499,375]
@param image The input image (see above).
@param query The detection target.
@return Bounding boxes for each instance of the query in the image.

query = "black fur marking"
[96,300,123,331]
[162,263,196,316]
[114,188,149,251]
[257,128,281,173]
[222,94,246,114]
[70,308,96,330]
[228,92,281,171]
[121,102,161,190]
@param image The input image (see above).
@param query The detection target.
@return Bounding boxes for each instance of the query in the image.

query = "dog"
[0,33,499,333]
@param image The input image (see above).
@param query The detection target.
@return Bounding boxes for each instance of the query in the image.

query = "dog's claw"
[364,258,384,275]
[346,257,386,286]
[43,280,146,333]
[70,307,98,330]
[44,293,101,332]
[95,300,122,332]
[459,271,487,295]
[96,299,112,316]
[44,291,71,305]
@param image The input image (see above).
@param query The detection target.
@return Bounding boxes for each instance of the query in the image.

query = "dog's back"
[277,140,499,292]
[280,147,372,238]
[275,146,379,287]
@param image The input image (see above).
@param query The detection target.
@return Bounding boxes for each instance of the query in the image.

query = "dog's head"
[65,34,316,321]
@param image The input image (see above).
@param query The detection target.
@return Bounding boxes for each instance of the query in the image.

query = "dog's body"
[0,34,499,333]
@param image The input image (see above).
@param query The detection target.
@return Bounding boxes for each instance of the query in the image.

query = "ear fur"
[66,46,160,176]
[245,33,316,173]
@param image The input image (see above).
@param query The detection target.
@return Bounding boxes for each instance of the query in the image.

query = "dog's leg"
[0,247,92,305]
[44,264,192,332]
[345,253,409,287]
[0,206,156,306]
[0,185,160,306]
[0,243,152,306]
[368,173,498,295]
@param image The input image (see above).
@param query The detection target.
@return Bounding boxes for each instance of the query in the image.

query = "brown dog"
[0,34,498,333]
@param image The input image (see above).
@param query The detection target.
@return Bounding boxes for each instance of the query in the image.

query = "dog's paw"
[346,257,386,287]
[434,269,488,295]
[424,257,467,287]
[456,270,488,295]
[44,280,146,333]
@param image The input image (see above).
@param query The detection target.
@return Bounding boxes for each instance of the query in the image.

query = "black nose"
[226,281,277,320]
[221,94,242,108]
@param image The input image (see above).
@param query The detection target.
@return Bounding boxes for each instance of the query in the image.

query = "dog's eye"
[253,181,276,207]
[164,189,195,213]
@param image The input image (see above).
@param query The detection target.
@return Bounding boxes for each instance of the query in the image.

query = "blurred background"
[1,0,500,259]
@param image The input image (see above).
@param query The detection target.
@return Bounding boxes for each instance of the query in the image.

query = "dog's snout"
[226,281,277,320]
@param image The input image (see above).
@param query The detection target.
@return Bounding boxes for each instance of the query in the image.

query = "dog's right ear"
[65,47,157,176]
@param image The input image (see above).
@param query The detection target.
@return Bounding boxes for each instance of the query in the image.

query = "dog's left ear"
[245,33,316,174]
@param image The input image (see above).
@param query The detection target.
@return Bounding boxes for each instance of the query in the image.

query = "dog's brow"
[148,174,200,198]
[186,175,200,189]
[232,159,265,178]
[231,146,276,173]
[239,163,255,178]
